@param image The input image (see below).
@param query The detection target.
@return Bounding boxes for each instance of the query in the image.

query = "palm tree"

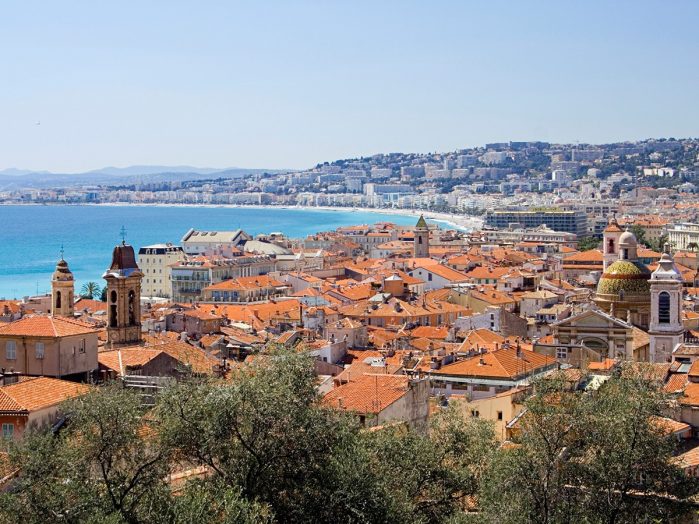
[687,242,698,252]
[80,282,101,299]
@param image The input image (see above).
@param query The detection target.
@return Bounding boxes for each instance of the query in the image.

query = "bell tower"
[414,215,430,258]
[51,252,74,317]
[649,244,684,363]
[103,238,143,346]
[602,215,623,271]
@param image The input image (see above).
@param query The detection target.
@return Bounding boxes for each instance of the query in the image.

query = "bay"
[0,205,421,299]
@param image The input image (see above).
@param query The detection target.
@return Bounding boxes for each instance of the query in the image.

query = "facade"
[170,255,276,303]
[0,316,99,378]
[138,243,185,298]
[103,242,143,346]
[484,209,587,236]
[667,223,699,251]
[0,377,90,440]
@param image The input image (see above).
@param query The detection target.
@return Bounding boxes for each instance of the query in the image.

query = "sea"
[0,205,421,299]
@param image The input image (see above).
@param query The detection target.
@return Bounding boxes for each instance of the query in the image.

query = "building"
[0,377,91,440]
[138,243,185,298]
[323,374,429,429]
[170,255,276,303]
[0,315,99,378]
[668,223,699,251]
[180,229,252,256]
[484,209,587,236]
[103,242,143,346]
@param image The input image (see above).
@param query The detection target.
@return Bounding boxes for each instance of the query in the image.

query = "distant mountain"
[85,165,230,176]
[0,168,52,176]
[0,165,287,190]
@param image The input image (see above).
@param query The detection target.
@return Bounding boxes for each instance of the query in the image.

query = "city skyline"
[1,1,698,172]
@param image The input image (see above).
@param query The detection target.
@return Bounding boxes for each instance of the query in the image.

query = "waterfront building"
[484,209,587,236]
[138,243,185,298]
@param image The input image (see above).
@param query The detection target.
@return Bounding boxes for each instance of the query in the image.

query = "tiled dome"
[596,260,651,297]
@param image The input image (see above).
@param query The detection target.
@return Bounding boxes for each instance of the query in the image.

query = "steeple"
[413,215,430,258]
[602,215,623,271]
[103,239,143,346]
[648,244,684,363]
[51,254,74,317]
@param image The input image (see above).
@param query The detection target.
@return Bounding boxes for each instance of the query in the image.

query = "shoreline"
[0,202,483,232]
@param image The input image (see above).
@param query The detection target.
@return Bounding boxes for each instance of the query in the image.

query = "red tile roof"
[0,315,99,338]
[0,377,90,413]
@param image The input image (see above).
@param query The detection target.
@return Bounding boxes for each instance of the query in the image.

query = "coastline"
[1,202,482,232]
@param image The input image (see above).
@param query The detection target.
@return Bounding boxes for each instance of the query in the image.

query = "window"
[2,424,13,439]
[79,339,86,353]
[556,347,568,360]
[55,290,61,309]
[35,342,44,359]
[659,292,671,324]
[497,411,503,421]
[428,273,433,282]
[607,239,615,254]
[470,410,480,418]
[6,341,16,360]
[473,384,490,392]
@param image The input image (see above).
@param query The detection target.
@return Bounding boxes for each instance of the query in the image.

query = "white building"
[137,244,185,298]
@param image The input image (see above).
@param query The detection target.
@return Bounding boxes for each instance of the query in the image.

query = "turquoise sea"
[0,205,420,299]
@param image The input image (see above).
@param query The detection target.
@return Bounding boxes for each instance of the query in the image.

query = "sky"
[1,1,697,173]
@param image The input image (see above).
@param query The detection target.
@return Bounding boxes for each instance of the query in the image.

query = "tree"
[629,224,647,246]
[687,241,698,252]
[0,384,171,523]
[79,281,101,299]
[100,285,108,302]
[479,369,699,524]
[578,236,600,251]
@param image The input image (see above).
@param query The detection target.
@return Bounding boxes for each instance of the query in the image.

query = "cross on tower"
[59,243,64,260]
[120,226,127,244]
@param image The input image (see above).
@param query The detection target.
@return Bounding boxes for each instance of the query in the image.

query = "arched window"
[110,290,117,303]
[55,291,61,309]
[659,292,671,324]
[608,239,615,254]
[418,236,423,244]
[128,290,135,325]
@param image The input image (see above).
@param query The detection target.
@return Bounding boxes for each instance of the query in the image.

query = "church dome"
[619,230,637,247]
[596,259,651,297]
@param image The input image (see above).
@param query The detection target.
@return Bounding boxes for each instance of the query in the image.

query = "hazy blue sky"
[1,1,697,172]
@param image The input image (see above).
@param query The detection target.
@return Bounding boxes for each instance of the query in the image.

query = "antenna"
[59,243,65,260]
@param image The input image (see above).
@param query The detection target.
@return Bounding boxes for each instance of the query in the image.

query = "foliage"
[100,285,108,302]
[629,224,647,246]
[79,281,101,300]
[479,369,699,524]
[577,236,600,251]
[1,357,696,523]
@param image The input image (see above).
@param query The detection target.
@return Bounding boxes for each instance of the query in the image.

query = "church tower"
[51,256,74,317]
[602,216,623,271]
[648,245,684,363]
[414,215,430,258]
[103,240,143,346]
